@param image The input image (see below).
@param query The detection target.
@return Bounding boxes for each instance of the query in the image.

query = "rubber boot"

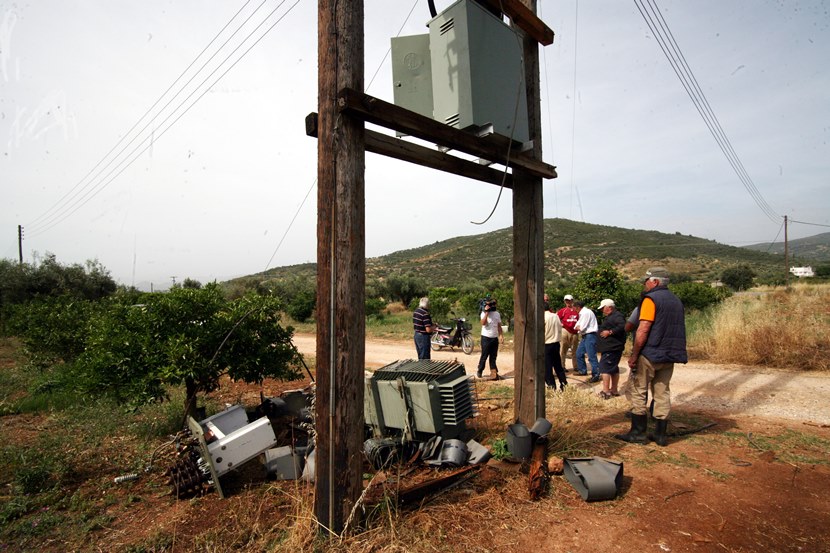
[649,419,669,447]
[614,414,648,444]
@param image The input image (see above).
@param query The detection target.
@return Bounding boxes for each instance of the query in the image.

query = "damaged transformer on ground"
[166,359,485,499]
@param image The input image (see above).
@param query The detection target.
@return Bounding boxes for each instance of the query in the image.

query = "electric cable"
[471,0,523,226]
[539,0,557,217]
[634,0,780,224]
[569,0,580,220]
[24,0,263,232]
[764,221,785,254]
[788,219,830,229]
[367,0,419,96]
[261,0,419,273]
[643,0,779,222]
[27,0,302,239]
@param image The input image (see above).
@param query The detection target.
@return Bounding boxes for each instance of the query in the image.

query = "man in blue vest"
[615,267,687,446]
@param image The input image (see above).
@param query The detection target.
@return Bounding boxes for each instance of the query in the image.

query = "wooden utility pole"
[512,0,545,424]
[315,0,366,536]
[18,225,23,265]
[784,215,789,286]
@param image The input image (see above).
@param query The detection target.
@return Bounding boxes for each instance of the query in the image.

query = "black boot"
[649,419,668,447]
[615,414,648,444]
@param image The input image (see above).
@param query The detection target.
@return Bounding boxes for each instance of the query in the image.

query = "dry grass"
[200,386,620,553]
[696,283,830,370]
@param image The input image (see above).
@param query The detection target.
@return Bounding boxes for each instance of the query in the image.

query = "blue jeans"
[414,332,431,360]
[576,333,599,377]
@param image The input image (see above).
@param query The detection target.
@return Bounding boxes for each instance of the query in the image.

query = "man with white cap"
[596,299,626,399]
[615,267,687,446]
[557,294,580,371]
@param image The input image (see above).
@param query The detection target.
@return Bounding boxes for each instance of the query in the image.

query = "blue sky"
[2,0,828,289]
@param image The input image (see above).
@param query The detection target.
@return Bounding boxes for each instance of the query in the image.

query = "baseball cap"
[598,298,615,309]
[643,267,670,282]
[563,294,574,300]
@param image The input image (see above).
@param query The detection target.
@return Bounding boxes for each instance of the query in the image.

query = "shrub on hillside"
[670,281,730,311]
[721,264,756,291]
[387,272,427,307]
[8,295,102,367]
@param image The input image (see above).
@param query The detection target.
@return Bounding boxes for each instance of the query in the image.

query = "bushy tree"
[75,284,303,414]
[572,261,625,311]
[571,262,641,316]
[670,281,730,311]
[0,255,116,331]
[365,297,387,319]
[815,265,830,278]
[386,272,427,307]
[721,265,756,291]
[8,295,102,367]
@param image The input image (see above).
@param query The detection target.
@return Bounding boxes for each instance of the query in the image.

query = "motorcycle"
[430,315,475,354]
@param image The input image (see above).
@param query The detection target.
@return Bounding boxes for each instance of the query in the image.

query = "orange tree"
[76,284,302,415]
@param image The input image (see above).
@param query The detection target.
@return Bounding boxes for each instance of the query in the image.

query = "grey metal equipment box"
[391,0,529,143]
[365,359,477,440]
[391,34,434,120]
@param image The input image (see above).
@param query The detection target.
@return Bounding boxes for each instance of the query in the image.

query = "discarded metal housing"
[563,457,624,502]
[364,359,478,441]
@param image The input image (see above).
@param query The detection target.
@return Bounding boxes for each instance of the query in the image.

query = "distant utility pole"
[17,225,23,265]
[784,215,789,286]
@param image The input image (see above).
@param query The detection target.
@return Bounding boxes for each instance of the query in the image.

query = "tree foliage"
[87,284,302,412]
[721,264,756,291]
[386,272,427,307]
[572,262,634,312]
[0,255,117,331]
[670,281,731,311]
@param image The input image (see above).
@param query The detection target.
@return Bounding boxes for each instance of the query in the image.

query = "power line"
[788,219,830,229]
[27,0,302,239]
[634,0,780,224]
[25,0,263,232]
[260,0,420,273]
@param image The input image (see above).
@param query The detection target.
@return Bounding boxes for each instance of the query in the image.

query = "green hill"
[227,218,788,290]
[743,231,830,263]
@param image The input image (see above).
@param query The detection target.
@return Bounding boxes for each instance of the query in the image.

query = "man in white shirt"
[573,300,600,382]
[476,299,504,380]
[544,302,568,390]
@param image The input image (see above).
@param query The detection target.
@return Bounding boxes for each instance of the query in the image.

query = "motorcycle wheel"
[462,333,474,354]
[430,333,443,351]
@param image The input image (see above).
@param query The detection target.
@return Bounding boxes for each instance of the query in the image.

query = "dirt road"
[293,333,830,425]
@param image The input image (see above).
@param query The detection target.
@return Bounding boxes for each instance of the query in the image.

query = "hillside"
[228,218,786,289]
[744,231,830,263]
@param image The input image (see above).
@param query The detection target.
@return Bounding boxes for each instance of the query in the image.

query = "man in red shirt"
[557,294,580,371]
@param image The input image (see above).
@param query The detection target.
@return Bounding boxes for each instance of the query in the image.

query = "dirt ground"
[4,334,830,552]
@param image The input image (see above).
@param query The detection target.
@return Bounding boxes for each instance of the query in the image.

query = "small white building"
[789,266,815,278]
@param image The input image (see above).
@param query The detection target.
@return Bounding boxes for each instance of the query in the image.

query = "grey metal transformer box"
[391,0,529,143]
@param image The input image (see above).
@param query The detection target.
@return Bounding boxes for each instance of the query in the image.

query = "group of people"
[413,267,687,446]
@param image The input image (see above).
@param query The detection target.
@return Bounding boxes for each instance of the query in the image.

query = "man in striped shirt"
[413,297,435,360]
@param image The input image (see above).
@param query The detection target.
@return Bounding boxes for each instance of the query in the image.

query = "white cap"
[563,294,574,300]
[598,299,615,309]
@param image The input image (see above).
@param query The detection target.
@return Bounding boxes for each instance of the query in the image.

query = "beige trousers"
[560,331,580,370]
[625,355,674,419]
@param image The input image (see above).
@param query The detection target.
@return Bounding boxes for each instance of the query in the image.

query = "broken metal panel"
[206,416,278,477]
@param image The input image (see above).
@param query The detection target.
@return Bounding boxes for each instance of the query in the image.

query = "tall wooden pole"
[315,0,365,535]
[512,0,545,424]
[18,225,23,265]
[784,215,790,286]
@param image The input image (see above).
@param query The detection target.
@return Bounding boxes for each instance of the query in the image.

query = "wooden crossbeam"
[306,113,513,188]
[475,0,555,45]
[336,89,557,180]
